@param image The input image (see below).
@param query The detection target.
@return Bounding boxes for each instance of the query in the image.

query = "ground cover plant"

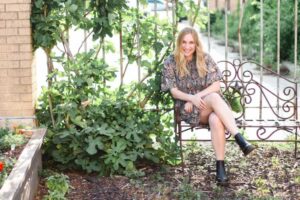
[0,127,28,188]
[35,142,300,199]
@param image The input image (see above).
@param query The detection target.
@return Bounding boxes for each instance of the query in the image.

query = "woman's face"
[180,33,196,61]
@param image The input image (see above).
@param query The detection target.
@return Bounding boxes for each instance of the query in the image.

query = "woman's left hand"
[184,102,193,113]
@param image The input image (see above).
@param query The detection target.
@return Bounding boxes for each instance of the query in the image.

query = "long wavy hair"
[174,27,207,78]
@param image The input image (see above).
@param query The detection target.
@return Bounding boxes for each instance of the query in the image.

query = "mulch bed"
[35,143,300,199]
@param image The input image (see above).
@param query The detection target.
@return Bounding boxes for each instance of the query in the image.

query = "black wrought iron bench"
[174,60,300,168]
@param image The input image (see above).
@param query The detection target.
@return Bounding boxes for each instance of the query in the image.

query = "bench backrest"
[218,60,298,123]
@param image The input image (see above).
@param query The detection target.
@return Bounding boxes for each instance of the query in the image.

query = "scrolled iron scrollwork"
[256,127,295,140]
[283,86,296,100]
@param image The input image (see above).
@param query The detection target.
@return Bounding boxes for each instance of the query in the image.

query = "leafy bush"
[32,0,184,177]
[36,50,177,176]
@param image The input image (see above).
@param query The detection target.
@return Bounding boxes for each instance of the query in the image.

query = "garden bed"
[35,142,300,199]
[0,129,46,200]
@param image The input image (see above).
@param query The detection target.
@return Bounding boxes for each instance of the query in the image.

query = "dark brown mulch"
[35,143,300,200]
[2,143,28,171]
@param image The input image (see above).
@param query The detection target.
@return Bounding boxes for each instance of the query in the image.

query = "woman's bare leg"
[202,92,255,156]
[199,110,226,160]
[200,110,228,184]
[202,92,239,135]
[209,113,226,160]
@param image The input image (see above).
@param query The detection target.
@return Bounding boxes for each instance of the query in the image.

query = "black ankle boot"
[216,160,229,186]
[234,133,255,156]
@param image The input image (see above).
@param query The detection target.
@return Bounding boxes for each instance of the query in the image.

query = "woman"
[161,27,255,185]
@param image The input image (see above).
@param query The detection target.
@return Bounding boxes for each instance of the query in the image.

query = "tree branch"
[77,30,93,54]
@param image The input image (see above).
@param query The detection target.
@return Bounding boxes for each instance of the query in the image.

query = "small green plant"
[294,168,300,184]
[43,173,70,200]
[254,177,270,197]
[271,156,280,170]
[0,128,10,138]
[177,178,207,200]
[184,134,204,155]
[0,128,26,152]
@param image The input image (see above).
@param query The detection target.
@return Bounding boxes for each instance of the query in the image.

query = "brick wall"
[0,0,36,125]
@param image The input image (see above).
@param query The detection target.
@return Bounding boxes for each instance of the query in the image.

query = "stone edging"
[0,128,47,200]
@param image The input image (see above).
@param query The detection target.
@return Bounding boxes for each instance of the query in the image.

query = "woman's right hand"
[190,94,207,110]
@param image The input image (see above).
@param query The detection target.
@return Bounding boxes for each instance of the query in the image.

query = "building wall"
[0,0,36,126]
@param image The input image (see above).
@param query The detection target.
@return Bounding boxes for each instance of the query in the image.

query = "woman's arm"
[195,81,221,98]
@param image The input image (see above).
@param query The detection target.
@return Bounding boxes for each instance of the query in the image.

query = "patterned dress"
[161,53,223,126]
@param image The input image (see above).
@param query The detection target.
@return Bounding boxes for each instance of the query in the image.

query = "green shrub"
[44,173,70,200]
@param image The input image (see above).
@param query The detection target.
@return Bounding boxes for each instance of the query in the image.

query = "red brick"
[0,36,6,44]
[1,109,35,117]
[8,68,31,76]
[0,4,4,12]
[1,0,31,4]
[20,76,31,84]
[0,85,9,92]
[18,11,30,19]
[0,85,32,93]
[0,69,8,76]
[6,20,30,28]
[0,93,20,101]
[0,52,31,60]
[0,77,19,85]
[20,93,32,101]
[18,27,31,36]
[0,44,19,52]
[0,102,30,110]
[0,12,18,20]
[5,4,31,12]
[0,21,5,28]
[0,28,18,36]
[0,53,7,59]
[7,35,31,44]
[20,60,32,68]
[19,52,32,60]
[0,61,19,68]
[19,44,31,52]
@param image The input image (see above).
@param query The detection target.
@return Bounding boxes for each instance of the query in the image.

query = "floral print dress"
[161,53,223,126]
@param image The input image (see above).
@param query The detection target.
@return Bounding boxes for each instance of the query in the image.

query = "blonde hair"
[174,27,207,78]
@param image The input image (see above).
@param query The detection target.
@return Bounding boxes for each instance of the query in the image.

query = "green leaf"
[86,136,104,155]
[70,115,87,128]
[69,4,78,13]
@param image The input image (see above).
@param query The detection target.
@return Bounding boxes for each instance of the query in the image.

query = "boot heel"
[234,133,256,156]
[216,160,229,186]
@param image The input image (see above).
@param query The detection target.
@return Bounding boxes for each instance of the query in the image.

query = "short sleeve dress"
[161,53,223,126]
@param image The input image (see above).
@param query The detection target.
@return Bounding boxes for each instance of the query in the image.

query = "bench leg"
[177,123,184,173]
[295,128,299,159]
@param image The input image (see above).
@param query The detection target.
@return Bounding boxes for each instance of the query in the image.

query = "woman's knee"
[208,112,223,127]
[203,92,221,104]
